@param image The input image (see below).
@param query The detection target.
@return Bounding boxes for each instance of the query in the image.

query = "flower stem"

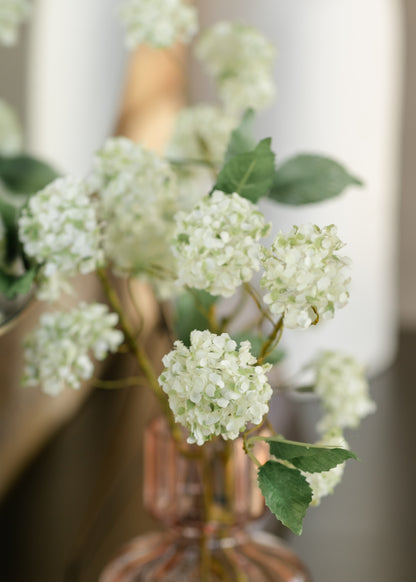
[97,268,176,431]
[244,283,274,326]
[257,316,284,365]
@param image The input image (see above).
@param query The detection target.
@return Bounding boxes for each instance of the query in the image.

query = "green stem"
[243,283,274,326]
[168,156,222,168]
[197,134,220,182]
[97,268,177,434]
[208,303,220,334]
[257,316,284,365]
[242,417,275,468]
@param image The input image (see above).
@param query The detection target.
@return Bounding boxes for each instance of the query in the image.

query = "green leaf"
[231,332,284,365]
[173,289,218,346]
[225,109,256,162]
[0,267,36,299]
[0,154,59,195]
[0,194,20,264]
[258,460,312,535]
[270,154,363,206]
[266,436,358,473]
[214,138,275,203]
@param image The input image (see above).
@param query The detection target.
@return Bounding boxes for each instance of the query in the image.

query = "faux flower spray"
[0,0,375,536]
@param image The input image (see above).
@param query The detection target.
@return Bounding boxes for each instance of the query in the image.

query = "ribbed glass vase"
[99,416,311,582]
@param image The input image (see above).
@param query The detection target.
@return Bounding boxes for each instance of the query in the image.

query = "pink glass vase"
[100,416,311,581]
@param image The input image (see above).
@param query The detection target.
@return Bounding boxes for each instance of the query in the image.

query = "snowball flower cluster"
[159,330,272,445]
[172,191,270,297]
[0,98,22,155]
[260,224,351,328]
[18,176,103,297]
[119,0,198,49]
[304,430,348,506]
[0,0,31,46]
[89,137,178,296]
[167,104,237,210]
[168,104,236,164]
[313,350,376,433]
[22,303,123,396]
[196,21,276,113]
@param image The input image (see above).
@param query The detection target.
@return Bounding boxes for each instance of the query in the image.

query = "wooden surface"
[0,331,414,582]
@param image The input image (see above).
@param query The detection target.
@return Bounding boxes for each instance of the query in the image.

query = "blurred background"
[0,1,414,581]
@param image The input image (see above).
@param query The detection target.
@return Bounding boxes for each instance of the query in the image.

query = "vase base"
[100,529,311,582]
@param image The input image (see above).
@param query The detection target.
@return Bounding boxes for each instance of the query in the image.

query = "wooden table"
[0,331,415,582]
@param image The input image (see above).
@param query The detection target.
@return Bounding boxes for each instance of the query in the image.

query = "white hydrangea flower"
[167,104,237,211]
[18,177,103,294]
[219,68,276,115]
[22,303,124,396]
[0,99,22,155]
[119,0,198,49]
[172,191,270,297]
[196,21,276,113]
[168,104,236,164]
[313,350,376,433]
[89,137,179,297]
[35,272,74,302]
[260,224,351,328]
[159,330,272,445]
[304,430,348,507]
[0,0,31,46]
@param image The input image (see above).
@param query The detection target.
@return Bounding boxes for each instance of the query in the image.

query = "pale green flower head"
[313,350,376,433]
[196,21,276,113]
[260,224,351,328]
[0,98,22,155]
[0,0,31,46]
[18,176,103,298]
[89,137,179,297]
[167,104,236,164]
[22,303,123,396]
[304,430,348,507]
[167,104,237,211]
[119,0,198,49]
[172,190,270,297]
[159,330,272,445]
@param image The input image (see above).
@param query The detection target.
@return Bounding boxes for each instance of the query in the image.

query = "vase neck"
[143,417,266,531]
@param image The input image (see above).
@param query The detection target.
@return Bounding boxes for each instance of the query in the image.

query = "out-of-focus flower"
[0,0,31,46]
[312,350,376,433]
[167,104,237,210]
[119,0,198,49]
[196,21,276,113]
[89,137,179,297]
[22,303,123,396]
